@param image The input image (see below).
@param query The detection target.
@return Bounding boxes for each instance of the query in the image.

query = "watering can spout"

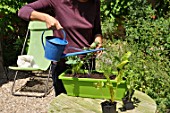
[61,48,105,58]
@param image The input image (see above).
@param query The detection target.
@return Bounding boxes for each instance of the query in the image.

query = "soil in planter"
[65,71,116,80]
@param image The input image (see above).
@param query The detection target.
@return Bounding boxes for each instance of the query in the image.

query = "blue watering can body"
[41,29,68,61]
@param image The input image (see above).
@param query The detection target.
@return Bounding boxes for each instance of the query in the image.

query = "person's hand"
[90,41,103,57]
[44,14,63,30]
[30,11,63,30]
[90,34,103,57]
[95,42,103,57]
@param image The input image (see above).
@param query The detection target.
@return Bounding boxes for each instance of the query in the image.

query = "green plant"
[124,1,170,112]
[65,42,99,75]
[123,70,136,102]
[100,0,170,111]
[100,0,133,40]
[97,51,131,103]
[100,0,132,22]
[147,0,170,17]
[65,55,84,75]
[0,0,29,66]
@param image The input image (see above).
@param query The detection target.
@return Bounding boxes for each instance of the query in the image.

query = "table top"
[48,90,157,113]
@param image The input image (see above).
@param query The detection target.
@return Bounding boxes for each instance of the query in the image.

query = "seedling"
[65,41,100,75]
[97,51,131,103]
[65,55,84,75]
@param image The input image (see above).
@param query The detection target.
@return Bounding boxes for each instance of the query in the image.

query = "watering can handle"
[41,29,67,49]
[61,29,66,41]
[41,30,46,49]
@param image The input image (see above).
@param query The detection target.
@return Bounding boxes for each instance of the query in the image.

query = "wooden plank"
[48,90,157,113]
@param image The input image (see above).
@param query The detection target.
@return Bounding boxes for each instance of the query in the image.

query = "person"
[18,0,103,96]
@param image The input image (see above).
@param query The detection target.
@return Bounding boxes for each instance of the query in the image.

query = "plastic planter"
[59,70,127,100]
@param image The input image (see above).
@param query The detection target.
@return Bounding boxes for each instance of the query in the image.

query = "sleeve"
[92,0,102,37]
[18,0,51,21]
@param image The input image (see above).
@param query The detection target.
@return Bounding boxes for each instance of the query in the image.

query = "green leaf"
[7,25,14,31]
[65,60,77,64]
[116,60,129,70]
[121,51,132,61]
[93,82,104,89]
[115,70,123,84]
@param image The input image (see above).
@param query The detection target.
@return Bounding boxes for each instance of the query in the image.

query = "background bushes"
[101,0,170,112]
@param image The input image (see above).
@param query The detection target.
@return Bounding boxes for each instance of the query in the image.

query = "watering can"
[41,29,68,61]
[42,29,104,61]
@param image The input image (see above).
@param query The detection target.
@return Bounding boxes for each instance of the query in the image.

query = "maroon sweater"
[18,0,102,54]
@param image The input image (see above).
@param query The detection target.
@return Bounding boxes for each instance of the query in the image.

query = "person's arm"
[18,0,62,29]
[92,0,102,46]
[30,11,62,29]
[91,0,103,56]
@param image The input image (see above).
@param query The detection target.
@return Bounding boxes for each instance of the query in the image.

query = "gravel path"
[0,71,55,113]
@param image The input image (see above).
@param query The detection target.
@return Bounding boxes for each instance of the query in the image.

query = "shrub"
[0,0,28,66]
[124,1,170,112]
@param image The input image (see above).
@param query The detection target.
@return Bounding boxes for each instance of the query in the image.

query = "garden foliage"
[101,0,170,112]
[0,0,29,65]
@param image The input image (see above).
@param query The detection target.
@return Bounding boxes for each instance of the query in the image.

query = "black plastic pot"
[119,98,135,112]
[101,101,117,113]
[122,100,134,110]
[122,89,135,110]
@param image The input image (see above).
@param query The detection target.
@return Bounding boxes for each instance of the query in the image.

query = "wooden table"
[48,90,157,113]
